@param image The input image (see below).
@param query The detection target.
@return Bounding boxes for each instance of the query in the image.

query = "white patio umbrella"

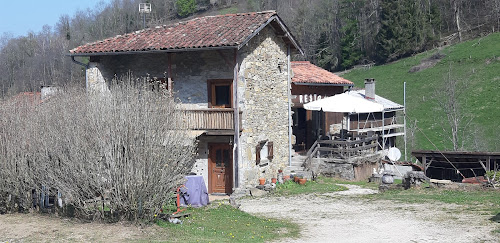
[303,92,384,113]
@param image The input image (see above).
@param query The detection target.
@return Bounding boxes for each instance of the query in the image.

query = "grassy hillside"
[342,32,500,153]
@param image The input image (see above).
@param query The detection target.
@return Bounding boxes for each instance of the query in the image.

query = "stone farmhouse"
[69,11,303,195]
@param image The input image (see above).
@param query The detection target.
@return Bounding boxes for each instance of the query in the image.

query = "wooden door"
[208,143,233,194]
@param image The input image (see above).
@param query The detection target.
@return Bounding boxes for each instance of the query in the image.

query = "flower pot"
[294,176,300,183]
[271,178,277,184]
[259,178,266,185]
[299,178,307,185]
[283,175,290,181]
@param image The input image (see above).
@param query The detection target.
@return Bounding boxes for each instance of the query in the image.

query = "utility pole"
[139,3,152,29]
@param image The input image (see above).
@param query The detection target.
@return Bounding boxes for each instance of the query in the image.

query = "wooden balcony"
[180,108,241,132]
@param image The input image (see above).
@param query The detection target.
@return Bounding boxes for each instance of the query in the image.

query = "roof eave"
[292,82,354,87]
[67,45,238,57]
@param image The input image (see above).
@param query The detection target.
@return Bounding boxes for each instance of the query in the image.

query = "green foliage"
[340,19,363,69]
[315,32,337,71]
[343,32,500,152]
[176,0,197,17]
[156,204,299,242]
[375,0,439,63]
[485,171,498,181]
[275,177,347,196]
[339,0,363,70]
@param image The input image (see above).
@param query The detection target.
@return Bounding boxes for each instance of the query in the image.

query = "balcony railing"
[180,108,240,130]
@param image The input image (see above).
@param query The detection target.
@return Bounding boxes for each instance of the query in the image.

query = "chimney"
[364,78,375,100]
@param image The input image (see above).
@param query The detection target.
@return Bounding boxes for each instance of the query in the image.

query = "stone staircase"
[284,152,313,179]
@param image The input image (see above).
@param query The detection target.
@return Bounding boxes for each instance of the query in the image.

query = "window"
[256,140,273,165]
[208,79,232,108]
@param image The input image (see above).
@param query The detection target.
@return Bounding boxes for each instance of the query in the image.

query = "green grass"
[275,177,348,196]
[155,204,299,242]
[218,7,240,15]
[367,187,500,215]
[342,32,500,152]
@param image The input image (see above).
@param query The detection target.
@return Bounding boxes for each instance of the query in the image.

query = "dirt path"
[0,213,164,242]
[239,185,498,243]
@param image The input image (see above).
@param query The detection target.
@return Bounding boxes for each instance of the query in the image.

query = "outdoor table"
[179,175,209,208]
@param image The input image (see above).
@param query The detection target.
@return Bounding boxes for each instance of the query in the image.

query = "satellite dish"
[387,147,401,162]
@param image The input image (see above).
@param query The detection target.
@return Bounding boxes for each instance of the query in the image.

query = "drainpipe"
[233,49,240,189]
[71,56,89,90]
[287,45,292,167]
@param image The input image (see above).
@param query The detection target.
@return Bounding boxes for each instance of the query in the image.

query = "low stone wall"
[316,161,355,180]
[309,158,381,181]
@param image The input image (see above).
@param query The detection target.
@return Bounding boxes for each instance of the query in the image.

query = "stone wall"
[236,26,290,188]
[87,50,234,108]
[310,159,381,181]
[313,159,355,180]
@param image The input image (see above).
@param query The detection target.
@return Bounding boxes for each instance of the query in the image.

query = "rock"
[168,217,182,224]
[250,188,268,197]
[229,196,240,209]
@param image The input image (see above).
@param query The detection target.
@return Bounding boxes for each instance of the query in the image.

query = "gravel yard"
[239,184,498,243]
[1,184,498,242]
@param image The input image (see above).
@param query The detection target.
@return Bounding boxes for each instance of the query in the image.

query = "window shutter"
[267,142,273,160]
[256,144,261,165]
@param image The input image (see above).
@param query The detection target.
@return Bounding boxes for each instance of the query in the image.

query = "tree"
[339,0,363,70]
[315,32,337,71]
[433,65,474,151]
[375,0,439,63]
[176,0,197,17]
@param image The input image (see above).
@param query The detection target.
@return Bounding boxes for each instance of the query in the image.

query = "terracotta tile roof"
[8,92,42,106]
[291,61,354,86]
[70,11,300,55]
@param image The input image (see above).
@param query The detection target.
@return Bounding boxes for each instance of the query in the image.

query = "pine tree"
[339,0,363,70]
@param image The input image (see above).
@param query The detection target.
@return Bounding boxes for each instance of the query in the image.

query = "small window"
[208,79,232,108]
[256,140,273,165]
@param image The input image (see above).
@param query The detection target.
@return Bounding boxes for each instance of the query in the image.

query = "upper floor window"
[208,79,232,108]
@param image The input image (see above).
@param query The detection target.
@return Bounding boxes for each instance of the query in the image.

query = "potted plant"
[299,177,307,185]
[259,178,266,185]
[271,178,277,184]
[294,175,301,183]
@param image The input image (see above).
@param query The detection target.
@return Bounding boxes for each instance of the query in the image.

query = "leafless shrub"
[0,77,197,221]
[432,65,475,151]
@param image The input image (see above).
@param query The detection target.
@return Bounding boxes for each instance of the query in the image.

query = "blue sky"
[0,0,111,37]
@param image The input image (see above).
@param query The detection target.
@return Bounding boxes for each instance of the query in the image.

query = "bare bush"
[0,77,197,221]
[433,65,475,151]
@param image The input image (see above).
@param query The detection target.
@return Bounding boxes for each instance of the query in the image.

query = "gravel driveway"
[239,184,498,243]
